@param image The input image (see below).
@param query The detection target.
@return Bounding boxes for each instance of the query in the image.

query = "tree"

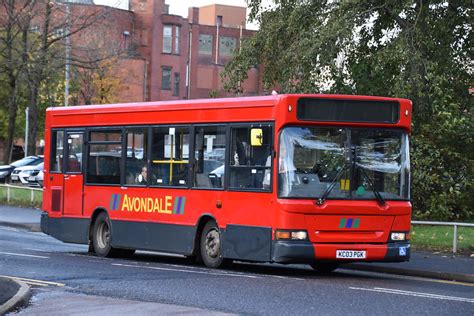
[69,30,126,105]
[0,0,33,163]
[0,1,118,161]
[223,1,473,220]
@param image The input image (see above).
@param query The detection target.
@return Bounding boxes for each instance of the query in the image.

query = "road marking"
[0,275,65,287]
[161,263,305,280]
[23,248,47,252]
[113,263,305,281]
[340,268,474,287]
[0,251,49,259]
[112,263,261,279]
[349,286,474,303]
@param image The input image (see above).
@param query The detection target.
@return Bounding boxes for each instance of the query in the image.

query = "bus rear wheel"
[92,212,119,257]
[310,262,340,274]
[200,221,231,268]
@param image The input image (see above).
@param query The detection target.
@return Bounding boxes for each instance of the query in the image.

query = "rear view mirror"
[250,128,263,146]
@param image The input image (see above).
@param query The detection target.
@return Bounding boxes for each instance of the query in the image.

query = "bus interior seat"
[195,174,211,188]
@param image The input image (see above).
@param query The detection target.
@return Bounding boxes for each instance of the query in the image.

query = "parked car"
[28,169,44,187]
[205,148,226,161]
[11,162,44,185]
[0,156,43,183]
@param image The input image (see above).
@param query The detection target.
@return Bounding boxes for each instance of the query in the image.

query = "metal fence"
[411,220,474,254]
[0,184,43,207]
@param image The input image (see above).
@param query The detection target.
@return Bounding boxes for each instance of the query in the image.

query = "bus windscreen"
[297,98,400,123]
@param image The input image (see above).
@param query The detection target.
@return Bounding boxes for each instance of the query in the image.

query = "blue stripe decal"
[176,197,182,215]
[346,218,353,228]
[113,194,118,210]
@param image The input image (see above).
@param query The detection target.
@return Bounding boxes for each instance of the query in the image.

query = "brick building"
[131,0,262,102]
[1,0,262,160]
[72,0,262,103]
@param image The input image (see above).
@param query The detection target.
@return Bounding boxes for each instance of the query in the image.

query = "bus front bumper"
[272,241,410,264]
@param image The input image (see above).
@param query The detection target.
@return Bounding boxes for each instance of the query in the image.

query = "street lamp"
[25,107,29,157]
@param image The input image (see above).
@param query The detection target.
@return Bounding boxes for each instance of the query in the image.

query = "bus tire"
[92,212,119,257]
[200,221,231,268]
[309,262,340,274]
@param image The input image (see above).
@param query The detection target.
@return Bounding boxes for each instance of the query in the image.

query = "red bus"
[41,94,412,271]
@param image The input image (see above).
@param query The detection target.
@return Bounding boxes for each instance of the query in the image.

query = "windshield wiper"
[357,165,386,206]
[316,164,349,206]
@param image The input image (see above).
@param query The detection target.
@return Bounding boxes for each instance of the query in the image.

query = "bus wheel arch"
[88,208,108,253]
[195,215,232,268]
[192,215,216,261]
[89,208,121,257]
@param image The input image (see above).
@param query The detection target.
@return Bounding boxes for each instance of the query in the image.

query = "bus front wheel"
[200,221,231,268]
[92,212,119,257]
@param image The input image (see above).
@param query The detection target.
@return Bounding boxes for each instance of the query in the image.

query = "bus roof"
[47,94,410,114]
[46,94,412,132]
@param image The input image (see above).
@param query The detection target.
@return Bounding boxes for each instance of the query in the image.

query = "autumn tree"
[69,30,125,105]
[0,1,117,162]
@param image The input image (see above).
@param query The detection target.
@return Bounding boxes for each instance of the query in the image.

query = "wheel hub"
[205,229,220,259]
[97,222,110,249]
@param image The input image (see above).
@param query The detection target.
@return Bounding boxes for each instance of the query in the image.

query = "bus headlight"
[275,230,308,240]
[390,232,407,241]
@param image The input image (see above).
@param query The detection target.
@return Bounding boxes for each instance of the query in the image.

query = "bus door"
[63,131,84,216]
[49,130,65,214]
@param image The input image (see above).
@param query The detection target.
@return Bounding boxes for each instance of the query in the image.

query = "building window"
[163,25,172,53]
[199,34,213,55]
[173,73,180,96]
[175,26,180,54]
[216,15,223,26]
[219,36,236,57]
[162,67,172,90]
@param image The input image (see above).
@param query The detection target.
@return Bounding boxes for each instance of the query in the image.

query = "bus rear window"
[297,98,400,123]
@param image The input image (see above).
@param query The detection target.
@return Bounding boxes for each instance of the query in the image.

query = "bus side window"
[125,128,148,185]
[51,130,64,173]
[86,130,121,185]
[193,125,226,189]
[151,126,189,187]
[229,125,272,190]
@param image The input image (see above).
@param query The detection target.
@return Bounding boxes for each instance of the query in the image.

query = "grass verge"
[411,225,474,255]
[0,185,42,208]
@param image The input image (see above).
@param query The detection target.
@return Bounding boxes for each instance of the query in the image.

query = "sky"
[94,0,257,28]
[94,0,249,18]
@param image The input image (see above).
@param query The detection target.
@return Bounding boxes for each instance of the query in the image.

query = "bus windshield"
[278,127,410,200]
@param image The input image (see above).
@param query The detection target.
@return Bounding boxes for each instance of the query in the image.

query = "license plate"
[336,250,366,259]
[28,176,36,181]
[11,175,18,180]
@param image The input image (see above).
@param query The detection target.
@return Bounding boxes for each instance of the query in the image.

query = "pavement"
[0,205,473,314]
